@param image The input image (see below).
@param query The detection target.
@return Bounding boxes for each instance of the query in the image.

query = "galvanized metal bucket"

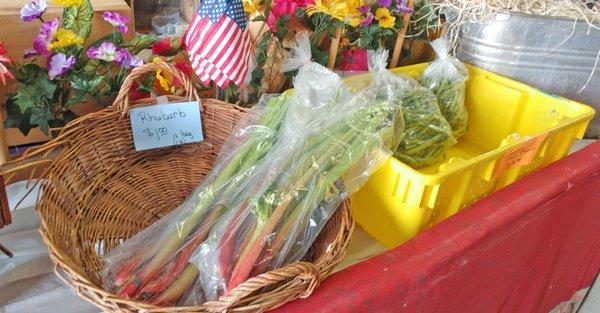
[454,12,600,138]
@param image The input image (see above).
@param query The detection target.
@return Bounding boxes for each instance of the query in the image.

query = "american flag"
[184,0,251,88]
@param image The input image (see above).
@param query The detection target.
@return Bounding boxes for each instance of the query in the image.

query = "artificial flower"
[377,0,392,7]
[361,12,374,26]
[155,69,174,93]
[151,37,182,56]
[375,7,395,28]
[20,0,48,22]
[357,4,370,14]
[243,0,265,16]
[52,0,82,7]
[130,81,150,101]
[48,28,84,50]
[86,41,120,62]
[153,57,175,93]
[116,49,143,68]
[0,63,13,85]
[103,11,130,34]
[307,0,361,26]
[48,53,76,79]
[338,47,368,71]
[268,0,313,31]
[0,42,13,85]
[27,17,60,57]
[394,0,413,14]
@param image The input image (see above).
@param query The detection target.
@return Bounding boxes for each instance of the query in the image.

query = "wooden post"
[389,0,415,69]
[327,28,342,70]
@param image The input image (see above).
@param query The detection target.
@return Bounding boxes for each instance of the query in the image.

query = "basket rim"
[38,200,354,312]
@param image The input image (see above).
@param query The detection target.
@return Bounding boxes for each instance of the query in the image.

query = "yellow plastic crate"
[347,63,596,249]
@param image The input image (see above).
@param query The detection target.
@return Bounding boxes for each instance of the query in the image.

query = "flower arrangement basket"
[5,62,354,312]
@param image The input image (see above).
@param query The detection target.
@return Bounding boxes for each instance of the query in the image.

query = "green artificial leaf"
[14,63,44,83]
[84,59,101,76]
[13,73,57,113]
[252,15,267,22]
[29,107,54,134]
[62,0,94,39]
[36,72,58,97]
[89,32,124,49]
[65,89,88,107]
[275,15,290,40]
[122,34,159,54]
[70,74,103,91]
[4,98,35,136]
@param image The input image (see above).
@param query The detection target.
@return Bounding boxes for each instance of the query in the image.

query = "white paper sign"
[130,101,203,151]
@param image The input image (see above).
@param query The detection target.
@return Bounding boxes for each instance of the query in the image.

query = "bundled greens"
[394,84,455,168]
[102,32,404,306]
[420,38,469,138]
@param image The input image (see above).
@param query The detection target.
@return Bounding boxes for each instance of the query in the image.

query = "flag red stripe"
[186,11,251,88]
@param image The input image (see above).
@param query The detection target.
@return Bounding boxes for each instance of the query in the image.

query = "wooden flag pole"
[390,0,415,69]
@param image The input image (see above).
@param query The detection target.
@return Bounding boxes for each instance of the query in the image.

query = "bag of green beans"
[368,50,455,169]
[420,38,469,138]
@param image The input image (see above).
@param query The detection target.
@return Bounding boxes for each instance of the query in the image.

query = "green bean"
[393,86,455,169]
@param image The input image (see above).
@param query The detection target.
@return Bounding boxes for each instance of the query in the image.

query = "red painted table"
[276,141,600,313]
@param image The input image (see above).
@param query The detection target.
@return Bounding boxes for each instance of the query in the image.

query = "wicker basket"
[6,62,354,312]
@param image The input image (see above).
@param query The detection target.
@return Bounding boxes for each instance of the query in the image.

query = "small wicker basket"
[6,62,354,312]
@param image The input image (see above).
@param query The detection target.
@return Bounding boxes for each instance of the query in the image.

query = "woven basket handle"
[111,61,200,115]
[206,262,321,312]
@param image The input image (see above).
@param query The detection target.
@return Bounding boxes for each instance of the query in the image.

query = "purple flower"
[115,48,142,68]
[377,0,392,7]
[26,17,59,58]
[102,11,130,34]
[48,53,76,79]
[87,41,119,61]
[20,0,47,22]
[395,0,413,14]
[358,5,370,14]
[361,13,374,26]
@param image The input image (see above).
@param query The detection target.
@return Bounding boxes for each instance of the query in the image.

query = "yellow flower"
[47,29,84,50]
[243,0,264,16]
[153,57,175,93]
[52,0,83,7]
[307,0,362,26]
[375,7,396,28]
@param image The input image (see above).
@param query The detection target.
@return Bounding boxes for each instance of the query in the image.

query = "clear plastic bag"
[368,50,456,169]
[420,38,469,138]
[102,32,404,306]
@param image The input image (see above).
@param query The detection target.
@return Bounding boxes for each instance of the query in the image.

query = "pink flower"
[116,49,142,68]
[20,0,47,22]
[361,12,374,26]
[48,53,76,79]
[103,11,130,34]
[377,0,392,7]
[358,5,371,14]
[338,47,368,72]
[0,42,13,85]
[268,0,313,31]
[87,41,119,61]
[26,17,60,58]
[394,0,413,14]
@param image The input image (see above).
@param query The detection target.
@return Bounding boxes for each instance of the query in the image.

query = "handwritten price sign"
[493,133,548,179]
[130,101,204,151]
